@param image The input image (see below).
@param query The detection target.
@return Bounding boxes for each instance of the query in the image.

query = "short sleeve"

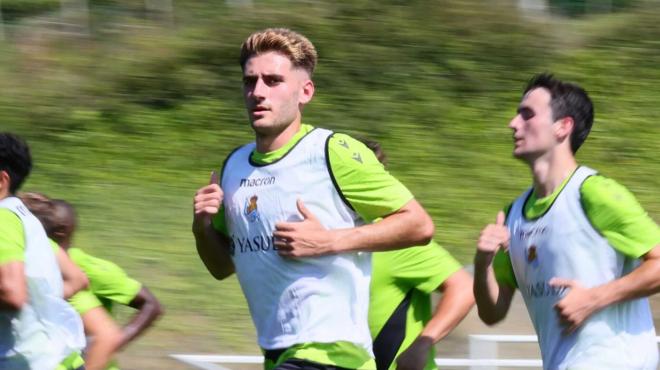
[493,249,517,288]
[68,289,103,315]
[327,133,414,222]
[69,248,142,306]
[581,175,660,258]
[377,240,462,294]
[212,205,228,236]
[0,209,25,264]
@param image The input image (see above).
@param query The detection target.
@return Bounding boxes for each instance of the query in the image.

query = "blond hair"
[240,28,318,76]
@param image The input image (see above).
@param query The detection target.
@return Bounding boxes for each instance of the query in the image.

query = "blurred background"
[1,0,658,368]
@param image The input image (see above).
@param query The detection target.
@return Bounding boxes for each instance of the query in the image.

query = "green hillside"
[1,0,658,367]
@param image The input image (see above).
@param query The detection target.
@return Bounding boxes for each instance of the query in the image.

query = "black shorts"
[265,349,354,370]
[274,358,353,370]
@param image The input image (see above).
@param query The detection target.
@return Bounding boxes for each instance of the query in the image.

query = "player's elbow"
[209,268,234,281]
[413,214,435,246]
[400,199,435,245]
[150,299,165,321]
[1,290,27,310]
[0,283,27,310]
[477,306,506,326]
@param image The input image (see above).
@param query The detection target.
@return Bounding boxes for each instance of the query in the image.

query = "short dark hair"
[524,73,594,153]
[0,133,33,193]
[358,138,387,166]
[18,193,77,244]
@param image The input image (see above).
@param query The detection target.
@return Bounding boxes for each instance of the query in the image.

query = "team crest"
[244,195,259,222]
[526,245,538,266]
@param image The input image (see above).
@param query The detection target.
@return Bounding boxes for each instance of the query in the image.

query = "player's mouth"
[251,106,270,116]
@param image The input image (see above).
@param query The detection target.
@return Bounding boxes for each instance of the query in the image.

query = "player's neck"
[529,149,578,198]
[255,119,302,153]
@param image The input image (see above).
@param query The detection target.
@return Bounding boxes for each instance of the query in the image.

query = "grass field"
[1,1,659,368]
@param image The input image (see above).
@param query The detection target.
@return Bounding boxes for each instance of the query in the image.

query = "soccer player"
[0,133,86,370]
[361,139,474,370]
[473,74,660,369]
[192,28,435,369]
[23,196,164,370]
[18,192,89,300]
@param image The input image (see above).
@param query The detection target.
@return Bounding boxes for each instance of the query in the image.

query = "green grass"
[1,0,658,365]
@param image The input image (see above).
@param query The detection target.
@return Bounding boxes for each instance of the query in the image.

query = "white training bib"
[221,128,373,352]
[0,197,85,370]
[507,166,657,370]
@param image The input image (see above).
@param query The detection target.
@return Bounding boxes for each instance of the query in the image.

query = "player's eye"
[242,76,257,86]
[264,76,283,86]
[517,107,535,120]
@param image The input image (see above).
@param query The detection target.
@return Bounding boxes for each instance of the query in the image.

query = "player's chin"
[250,117,273,128]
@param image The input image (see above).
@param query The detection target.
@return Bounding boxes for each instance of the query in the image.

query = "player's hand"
[477,211,510,255]
[549,278,599,335]
[395,336,433,370]
[274,199,335,258]
[193,171,223,230]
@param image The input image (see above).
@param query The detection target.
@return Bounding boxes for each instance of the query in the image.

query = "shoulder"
[580,174,642,213]
[69,248,126,278]
[327,133,382,167]
[0,208,25,263]
[0,208,21,227]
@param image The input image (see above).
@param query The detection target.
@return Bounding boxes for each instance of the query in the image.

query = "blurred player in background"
[0,132,86,370]
[362,139,474,370]
[22,194,163,370]
[473,73,660,369]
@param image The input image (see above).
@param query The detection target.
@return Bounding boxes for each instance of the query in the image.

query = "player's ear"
[0,170,10,196]
[555,116,573,143]
[299,78,315,105]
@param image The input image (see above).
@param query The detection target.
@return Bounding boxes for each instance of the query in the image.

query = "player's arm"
[550,176,660,333]
[276,199,433,256]
[473,212,516,325]
[584,244,660,304]
[192,171,235,280]
[334,198,434,252]
[274,135,434,257]
[397,269,475,370]
[117,286,163,349]
[423,269,474,341]
[54,245,89,298]
[0,212,27,310]
[81,307,123,370]
[0,261,27,310]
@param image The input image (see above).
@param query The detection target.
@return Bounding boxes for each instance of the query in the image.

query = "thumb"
[296,199,315,220]
[496,211,506,226]
[209,170,219,185]
[548,277,574,288]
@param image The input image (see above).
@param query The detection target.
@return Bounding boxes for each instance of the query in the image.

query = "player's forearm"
[119,287,163,349]
[330,199,434,253]
[590,244,660,310]
[422,270,475,342]
[57,248,89,298]
[85,336,120,370]
[0,262,27,310]
[193,218,235,280]
[473,251,511,325]
[82,309,122,370]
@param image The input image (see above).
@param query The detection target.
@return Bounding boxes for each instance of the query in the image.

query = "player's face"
[508,87,559,161]
[242,51,312,137]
